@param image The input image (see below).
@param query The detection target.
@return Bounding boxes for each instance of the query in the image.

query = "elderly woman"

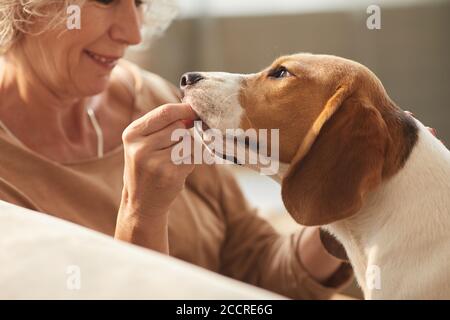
[0,0,354,299]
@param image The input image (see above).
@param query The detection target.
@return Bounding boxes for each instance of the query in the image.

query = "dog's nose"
[180,73,204,88]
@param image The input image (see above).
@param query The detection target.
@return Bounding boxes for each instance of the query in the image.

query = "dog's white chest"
[326,123,450,299]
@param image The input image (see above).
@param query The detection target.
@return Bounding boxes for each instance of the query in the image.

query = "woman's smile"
[84,50,121,70]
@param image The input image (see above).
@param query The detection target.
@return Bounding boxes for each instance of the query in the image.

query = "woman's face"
[16,0,145,98]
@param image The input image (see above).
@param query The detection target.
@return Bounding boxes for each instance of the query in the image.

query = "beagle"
[180,53,450,299]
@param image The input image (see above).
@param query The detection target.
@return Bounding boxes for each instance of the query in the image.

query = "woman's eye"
[93,0,145,7]
[268,66,292,79]
[94,0,115,5]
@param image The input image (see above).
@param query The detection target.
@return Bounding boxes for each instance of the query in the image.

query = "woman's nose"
[110,2,142,45]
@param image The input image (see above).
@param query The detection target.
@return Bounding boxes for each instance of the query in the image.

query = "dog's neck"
[379,109,421,179]
[324,122,450,298]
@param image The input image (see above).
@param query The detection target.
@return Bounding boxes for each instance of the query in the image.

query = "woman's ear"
[281,87,389,226]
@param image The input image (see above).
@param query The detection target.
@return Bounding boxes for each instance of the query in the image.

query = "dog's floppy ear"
[281,86,388,226]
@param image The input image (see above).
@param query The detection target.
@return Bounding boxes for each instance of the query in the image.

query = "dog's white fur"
[325,122,450,299]
[182,72,247,131]
[182,71,450,299]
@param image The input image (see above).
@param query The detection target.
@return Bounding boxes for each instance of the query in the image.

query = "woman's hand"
[121,103,196,216]
[115,103,197,253]
[299,227,344,284]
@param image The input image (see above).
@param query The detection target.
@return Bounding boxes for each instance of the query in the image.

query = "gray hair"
[0,0,178,54]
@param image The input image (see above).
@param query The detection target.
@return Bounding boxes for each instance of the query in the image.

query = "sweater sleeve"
[0,178,40,211]
[216,167,354,299]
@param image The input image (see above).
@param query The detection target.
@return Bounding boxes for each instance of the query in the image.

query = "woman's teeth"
[86,51,118,66]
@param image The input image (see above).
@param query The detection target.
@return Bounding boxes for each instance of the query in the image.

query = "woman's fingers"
[146,120,191,150]
[130,103,198,137]
[154,140,195,167]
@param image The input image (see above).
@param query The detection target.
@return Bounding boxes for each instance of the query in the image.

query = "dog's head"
[181,53,416,226]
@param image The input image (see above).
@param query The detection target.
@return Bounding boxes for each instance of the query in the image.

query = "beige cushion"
[0,200,283,299]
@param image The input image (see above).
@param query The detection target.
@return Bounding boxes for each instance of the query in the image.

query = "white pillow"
[0,200,283,299]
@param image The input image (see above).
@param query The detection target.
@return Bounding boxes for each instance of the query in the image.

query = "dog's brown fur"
[239,54,418,226]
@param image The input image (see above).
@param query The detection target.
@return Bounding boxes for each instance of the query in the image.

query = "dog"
[179,53,450,299]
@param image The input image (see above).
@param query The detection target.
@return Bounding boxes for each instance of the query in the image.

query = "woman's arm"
[115,189,170,254]
[298,227,344,283]
[0,178,40,211]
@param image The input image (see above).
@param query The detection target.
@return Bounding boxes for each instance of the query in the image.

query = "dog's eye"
[268,66,292,79]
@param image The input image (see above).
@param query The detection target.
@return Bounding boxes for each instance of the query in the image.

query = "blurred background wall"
[126,0,450,298]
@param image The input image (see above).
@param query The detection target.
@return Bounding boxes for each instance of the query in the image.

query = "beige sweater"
[0,61,352,299]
